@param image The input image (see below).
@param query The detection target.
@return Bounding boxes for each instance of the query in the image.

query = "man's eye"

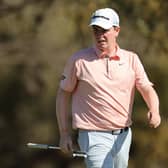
[93,29,107,34]
[102,29,107,33]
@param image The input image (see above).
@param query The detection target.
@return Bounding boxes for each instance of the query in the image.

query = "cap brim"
[89,19,112,30]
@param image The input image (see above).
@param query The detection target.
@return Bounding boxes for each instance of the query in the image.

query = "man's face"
[92,25,120,51]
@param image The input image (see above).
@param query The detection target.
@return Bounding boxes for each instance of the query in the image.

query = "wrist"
[60,130,70,137]
[148,109,159,114]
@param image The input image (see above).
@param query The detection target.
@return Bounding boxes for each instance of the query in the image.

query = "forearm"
[56,87,72,136]
[139,85,159,113]
[138,85,161,128]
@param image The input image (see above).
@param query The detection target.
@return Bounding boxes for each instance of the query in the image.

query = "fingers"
[147,112,161,128]
[62,141,73,153]
[149,120,160,128]
[59,134,73,154]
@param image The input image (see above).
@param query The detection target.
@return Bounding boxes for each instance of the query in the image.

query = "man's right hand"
[59,133,73,154]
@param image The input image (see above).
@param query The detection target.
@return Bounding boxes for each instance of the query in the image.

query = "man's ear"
[114,26,120,33]
[114,26,120,37]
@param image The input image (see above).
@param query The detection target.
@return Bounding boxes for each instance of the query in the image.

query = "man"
[56,8,161,168]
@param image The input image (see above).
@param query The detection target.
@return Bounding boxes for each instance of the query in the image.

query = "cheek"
[105,32,118,42]
[105,34,114,42]
[105,32,113,38]
[107,30,118,37]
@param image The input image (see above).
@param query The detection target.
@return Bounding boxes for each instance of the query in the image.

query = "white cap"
[89,8,120,29]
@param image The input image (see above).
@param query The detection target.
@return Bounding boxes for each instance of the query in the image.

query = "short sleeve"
[133,53,153,90]
[60,56,78,92]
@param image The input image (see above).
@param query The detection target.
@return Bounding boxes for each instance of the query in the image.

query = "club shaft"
[27,143,87,158]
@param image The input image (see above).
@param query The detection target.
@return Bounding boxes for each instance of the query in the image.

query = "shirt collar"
[93,44,121,61]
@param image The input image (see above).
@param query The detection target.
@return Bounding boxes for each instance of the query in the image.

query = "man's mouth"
[98,39,106,43]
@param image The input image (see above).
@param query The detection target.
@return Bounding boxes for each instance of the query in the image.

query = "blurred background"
[0,0,167,168]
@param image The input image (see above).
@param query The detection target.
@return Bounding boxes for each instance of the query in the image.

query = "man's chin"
[97,45,107,51]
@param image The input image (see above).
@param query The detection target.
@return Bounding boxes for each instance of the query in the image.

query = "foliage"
[0,0,167,168]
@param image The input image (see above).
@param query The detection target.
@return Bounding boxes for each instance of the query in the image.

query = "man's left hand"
[147,111,161,128]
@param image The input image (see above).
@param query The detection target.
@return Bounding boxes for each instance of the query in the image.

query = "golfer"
[56,8,161,168]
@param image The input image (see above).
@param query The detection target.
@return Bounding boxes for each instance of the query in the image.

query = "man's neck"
[100,44,117,57]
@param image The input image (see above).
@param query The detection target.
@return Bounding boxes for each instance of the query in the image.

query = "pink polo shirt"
[60,46,153,130]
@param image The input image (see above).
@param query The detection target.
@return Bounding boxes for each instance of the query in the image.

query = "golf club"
[27,142,87,158]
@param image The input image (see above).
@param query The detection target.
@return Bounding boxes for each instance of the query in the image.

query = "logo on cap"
[89,8,120,29]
